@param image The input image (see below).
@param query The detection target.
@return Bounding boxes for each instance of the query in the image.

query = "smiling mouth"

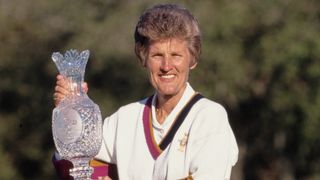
[159,74,175,79]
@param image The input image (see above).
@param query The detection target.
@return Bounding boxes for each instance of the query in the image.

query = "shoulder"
[106,97,149,121]
[191,97,229,134]
[117,97,149,114]
[196,97,228,119]
[103,97,149,128]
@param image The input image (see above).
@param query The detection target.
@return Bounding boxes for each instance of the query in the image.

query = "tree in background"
[0,0,319,179]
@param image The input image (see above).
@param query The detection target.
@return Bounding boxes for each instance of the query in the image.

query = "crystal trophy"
[51,49,102,179]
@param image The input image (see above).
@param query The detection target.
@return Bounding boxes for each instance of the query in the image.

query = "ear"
[189,59,197,69]
[141,58,147,68]
[138,52,148,68]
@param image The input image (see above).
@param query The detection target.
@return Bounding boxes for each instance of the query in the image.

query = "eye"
[151,53,163,58]
[171,53,182,57]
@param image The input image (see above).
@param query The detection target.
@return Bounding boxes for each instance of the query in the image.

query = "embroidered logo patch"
[178,133,189,152]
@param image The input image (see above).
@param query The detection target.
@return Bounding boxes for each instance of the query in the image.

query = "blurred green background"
[0,0,319,179]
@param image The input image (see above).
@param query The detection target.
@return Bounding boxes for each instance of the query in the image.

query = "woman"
[53,4,238,180]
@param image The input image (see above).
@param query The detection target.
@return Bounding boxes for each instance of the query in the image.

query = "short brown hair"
[134,4,202,65]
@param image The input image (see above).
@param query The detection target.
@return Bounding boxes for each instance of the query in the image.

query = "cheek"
[145,66,157,81]
[181,67,192,80]
[146,60,161,72]
[178,62,192,73]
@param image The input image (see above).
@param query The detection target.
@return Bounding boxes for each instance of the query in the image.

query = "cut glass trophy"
[51,49,102,179]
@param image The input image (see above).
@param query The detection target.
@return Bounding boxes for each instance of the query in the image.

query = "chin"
[157,88,179,97]
[155,83,186,97]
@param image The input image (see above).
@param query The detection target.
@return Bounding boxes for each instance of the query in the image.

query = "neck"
[155,85,187,124]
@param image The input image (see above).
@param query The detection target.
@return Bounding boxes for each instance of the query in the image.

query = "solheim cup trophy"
[51,49,102,179]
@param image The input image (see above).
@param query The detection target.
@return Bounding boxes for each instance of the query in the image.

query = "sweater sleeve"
[188,103,238,180]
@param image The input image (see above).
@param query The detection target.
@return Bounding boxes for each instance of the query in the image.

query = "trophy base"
[69,158,93,180]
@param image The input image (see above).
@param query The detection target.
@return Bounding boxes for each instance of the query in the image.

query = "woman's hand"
[98,176,112,180]
[53,74,88,106]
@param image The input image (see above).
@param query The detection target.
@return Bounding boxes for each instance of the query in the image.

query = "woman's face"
[145,38,197,98]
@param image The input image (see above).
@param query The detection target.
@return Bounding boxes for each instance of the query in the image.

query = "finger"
[56,74,64,80]
[53,91,69,106]
[56,78,69,90]
[55,85,70,96]
[53,93,63,104]
[54,98,60,107]
[82,82,88,93]
[53,94,61,107]
[98,176,112,180]
[53,92,67,100]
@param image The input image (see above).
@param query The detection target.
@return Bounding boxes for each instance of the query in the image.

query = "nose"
[160,57,172,71]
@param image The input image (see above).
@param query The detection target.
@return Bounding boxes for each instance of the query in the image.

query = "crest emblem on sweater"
[178,133,189,152]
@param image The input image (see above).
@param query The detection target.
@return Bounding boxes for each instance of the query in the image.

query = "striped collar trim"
[142,93,203,160]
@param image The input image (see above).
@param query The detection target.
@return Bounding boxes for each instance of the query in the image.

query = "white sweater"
[95,83,238,180]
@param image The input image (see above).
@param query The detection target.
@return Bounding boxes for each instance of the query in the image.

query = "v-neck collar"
[142,83,200,160]
[151,83,195,131]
